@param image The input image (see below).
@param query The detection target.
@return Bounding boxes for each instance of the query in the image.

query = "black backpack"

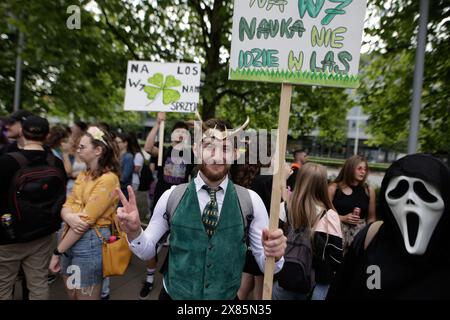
[4,152,66,242]
[277,224,315,293]
[138,161,153,191]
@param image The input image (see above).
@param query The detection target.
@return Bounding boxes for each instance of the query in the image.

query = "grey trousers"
[0,235,53,300]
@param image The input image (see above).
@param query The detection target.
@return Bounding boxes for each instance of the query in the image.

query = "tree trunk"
[200,0,225,120]
[202,99,215,120]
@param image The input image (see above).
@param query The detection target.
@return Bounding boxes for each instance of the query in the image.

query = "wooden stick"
[262,83,293,300]
[158,120,165,166]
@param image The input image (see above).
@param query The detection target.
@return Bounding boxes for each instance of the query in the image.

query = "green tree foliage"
[360,0,450,154]
[0,0,142,126]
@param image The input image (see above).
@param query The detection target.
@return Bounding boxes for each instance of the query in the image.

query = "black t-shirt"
[150,146,194,208]
[286,167,299,191]
[250,174,286,235]
[250,174,274,214]
[332,184,370,219]
[0,149,67,214]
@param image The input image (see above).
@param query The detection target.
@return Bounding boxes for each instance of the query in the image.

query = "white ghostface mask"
[386,176,444,255]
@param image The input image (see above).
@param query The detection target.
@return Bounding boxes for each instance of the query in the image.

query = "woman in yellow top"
[49,126,120,300]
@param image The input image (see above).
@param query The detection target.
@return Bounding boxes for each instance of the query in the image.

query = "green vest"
[165,180,247,300]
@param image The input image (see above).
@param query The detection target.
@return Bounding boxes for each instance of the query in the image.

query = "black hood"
[378,154,450,259]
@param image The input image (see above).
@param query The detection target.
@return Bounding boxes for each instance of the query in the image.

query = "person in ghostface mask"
[327,154,450,299]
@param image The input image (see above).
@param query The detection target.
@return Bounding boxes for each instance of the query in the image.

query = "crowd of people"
[0,110,448,300]
[0,111,145,300]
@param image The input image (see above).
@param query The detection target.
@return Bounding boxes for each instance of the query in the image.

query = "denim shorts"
[60,227,110,289]
[310,283,330,300]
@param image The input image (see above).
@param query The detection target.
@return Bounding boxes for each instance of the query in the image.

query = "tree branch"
[188,0,210,49]
[200,0,212,16]
[97,2,140,60]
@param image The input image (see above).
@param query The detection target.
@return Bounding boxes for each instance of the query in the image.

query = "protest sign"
[124,61,201,165]
[124,61,201,112]
[229,0,367,88]
[229,0,367,299]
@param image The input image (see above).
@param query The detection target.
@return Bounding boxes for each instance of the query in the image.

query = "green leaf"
[147,73,164,87]
[164,75,182,88]
[162,88,181,104]
[143,86,161,100]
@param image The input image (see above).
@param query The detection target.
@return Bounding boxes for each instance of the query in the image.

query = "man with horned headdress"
[116,116,287,300]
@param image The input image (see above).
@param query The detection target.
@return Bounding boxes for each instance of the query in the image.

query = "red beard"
[199,163,230,182]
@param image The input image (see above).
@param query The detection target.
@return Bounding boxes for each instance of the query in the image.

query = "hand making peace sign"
[116,186,142,241]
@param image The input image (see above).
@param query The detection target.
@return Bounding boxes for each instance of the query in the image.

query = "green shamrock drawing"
[144,73,182,105]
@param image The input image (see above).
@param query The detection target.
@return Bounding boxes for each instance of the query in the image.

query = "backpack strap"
[163,182,254,240]
[234,184,254,247]
[364,221,384,250]
[284,201,289,224]
[159,182,255,275]
[234,184,254,229]
[8,150,58,168]
[319,209,327,220]
[7,152,29,168]
[159,183,189,275]
[163,183,189,227]
[46,152,57,167]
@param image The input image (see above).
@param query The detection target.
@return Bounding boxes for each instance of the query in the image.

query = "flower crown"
[87,126,107,145]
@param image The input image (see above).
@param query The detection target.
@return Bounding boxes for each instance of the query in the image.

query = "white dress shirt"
[129,173,284,274]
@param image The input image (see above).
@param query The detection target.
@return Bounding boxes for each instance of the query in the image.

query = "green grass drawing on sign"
[229,68,360,88]
[144,73,182,105]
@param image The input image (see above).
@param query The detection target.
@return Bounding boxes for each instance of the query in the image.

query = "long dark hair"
[334,155,369,188]
[116,132,142,156]
[85,127,121,179]
[230,150,260,188]
[46,126,69,149]
[230,131,273,188]
[74,120,88,132]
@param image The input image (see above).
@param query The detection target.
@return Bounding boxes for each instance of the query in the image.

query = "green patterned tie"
[201,185,221,237]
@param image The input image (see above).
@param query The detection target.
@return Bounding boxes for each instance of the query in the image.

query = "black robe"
[327,154,450,300]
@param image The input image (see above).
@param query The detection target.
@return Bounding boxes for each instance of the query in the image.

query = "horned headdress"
[194,111,250,142]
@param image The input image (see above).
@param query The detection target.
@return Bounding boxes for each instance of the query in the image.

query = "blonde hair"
[288,163,334,230]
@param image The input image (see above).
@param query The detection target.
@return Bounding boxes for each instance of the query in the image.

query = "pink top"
[314,209,343,238]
